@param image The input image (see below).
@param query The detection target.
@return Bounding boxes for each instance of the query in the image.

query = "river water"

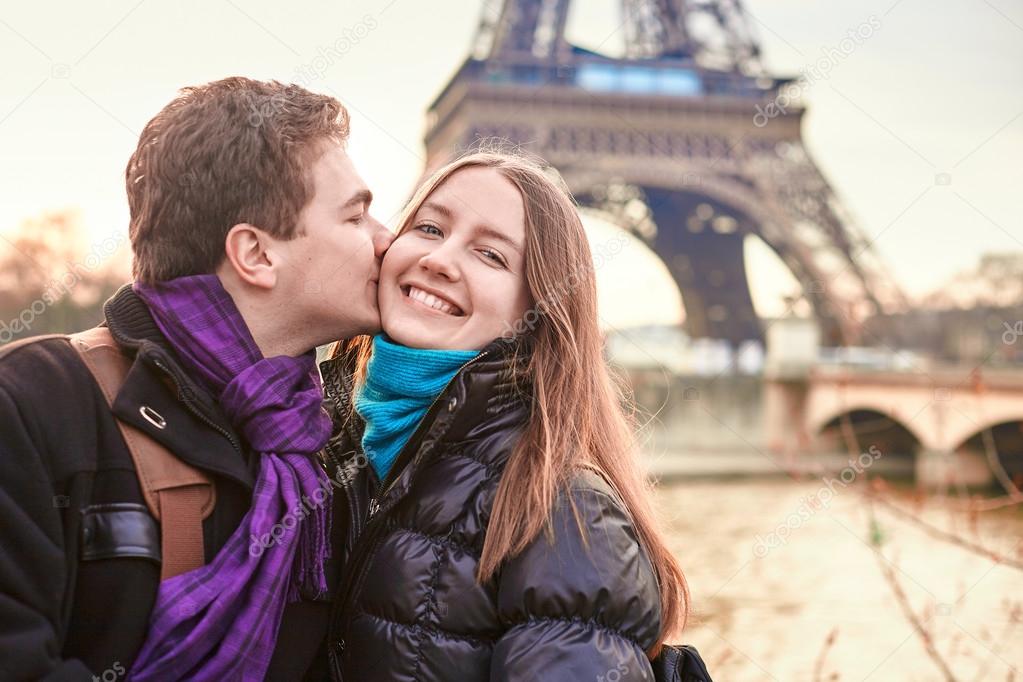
[654,478,1022,681]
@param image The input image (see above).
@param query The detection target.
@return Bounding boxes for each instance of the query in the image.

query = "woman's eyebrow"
[474,225,523,254]
[420,201,453,219]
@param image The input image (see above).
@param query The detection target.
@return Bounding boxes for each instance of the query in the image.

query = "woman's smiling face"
[378,166,533,350]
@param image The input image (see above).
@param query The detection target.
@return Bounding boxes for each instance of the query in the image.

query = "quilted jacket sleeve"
[490,476,662,681]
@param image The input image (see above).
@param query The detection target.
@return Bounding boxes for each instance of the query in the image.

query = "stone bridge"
[766,366,1023,486]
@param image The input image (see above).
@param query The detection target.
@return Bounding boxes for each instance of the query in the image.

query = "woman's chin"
[382,316,487,351]
[381,318,444,350]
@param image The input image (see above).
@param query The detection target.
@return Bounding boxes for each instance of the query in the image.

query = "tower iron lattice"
[424,0,906,344]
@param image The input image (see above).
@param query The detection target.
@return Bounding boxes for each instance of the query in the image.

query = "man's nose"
[370,219,393,258]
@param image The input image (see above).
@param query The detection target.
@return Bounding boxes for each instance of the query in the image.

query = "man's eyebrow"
[420,200,522,254]
[341,189,373,210]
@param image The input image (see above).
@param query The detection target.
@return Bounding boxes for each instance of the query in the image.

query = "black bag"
[652,644,713,681]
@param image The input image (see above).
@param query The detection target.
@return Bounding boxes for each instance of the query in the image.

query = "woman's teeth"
[407,286,462,316]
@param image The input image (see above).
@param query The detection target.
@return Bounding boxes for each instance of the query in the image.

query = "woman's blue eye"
[480,249,506,266]
[416,224,442,236]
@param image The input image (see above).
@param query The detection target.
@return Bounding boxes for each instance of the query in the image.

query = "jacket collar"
[381,334,532,513]
[319,333,532,438]
[319,332,533,514]
[103,283,257,490]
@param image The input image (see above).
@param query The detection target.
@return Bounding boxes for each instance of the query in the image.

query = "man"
[0,77,392,680]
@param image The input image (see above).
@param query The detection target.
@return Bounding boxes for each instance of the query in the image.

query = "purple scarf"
[127,274,333,681]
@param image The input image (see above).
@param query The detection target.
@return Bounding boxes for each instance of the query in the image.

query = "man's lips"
[401,284,465,316]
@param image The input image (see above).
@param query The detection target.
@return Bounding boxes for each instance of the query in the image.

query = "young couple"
[0,77,690,681]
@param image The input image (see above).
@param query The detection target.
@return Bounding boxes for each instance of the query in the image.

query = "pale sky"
[1,0,1021,327]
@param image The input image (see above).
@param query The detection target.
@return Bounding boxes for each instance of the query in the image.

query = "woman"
[320,151,689,681]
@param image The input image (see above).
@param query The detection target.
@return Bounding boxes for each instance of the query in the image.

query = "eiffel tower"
[423,0,906,345]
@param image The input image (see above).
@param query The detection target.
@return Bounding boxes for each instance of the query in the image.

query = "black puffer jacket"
[319,337,663,681]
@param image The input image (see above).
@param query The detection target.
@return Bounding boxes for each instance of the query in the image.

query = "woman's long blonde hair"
[339,149,688,656]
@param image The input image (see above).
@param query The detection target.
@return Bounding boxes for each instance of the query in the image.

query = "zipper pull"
[329,639,345,677]
[368,499,380,518]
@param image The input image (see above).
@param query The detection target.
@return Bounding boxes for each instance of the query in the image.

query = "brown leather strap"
[155,487,208,579]
[69,327,214,579]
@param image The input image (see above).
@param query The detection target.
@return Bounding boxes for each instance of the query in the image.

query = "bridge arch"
[951,418,1023,487]
[943,403,1023,456]
[810,406,923,476]
[559,160,854,343]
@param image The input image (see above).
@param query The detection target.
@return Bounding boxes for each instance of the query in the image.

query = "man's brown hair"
[126,77,350,283]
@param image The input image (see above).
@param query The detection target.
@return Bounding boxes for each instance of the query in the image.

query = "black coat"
[0,285,343,681]
[320,338,663,681]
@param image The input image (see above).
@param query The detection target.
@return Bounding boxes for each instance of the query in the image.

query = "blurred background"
[2,1,1022,678]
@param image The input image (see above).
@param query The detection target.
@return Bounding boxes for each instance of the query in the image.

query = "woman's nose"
[418,246,459,281]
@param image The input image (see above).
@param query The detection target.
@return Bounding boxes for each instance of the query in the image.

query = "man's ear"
[222,223,278,289]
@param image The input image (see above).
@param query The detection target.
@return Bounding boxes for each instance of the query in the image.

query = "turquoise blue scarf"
[354,334,479,481]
